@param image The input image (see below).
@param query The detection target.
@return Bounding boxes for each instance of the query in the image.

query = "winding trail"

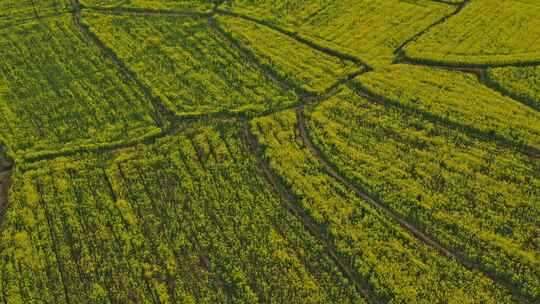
[0,172,11,214]
[426,0,463,5]
[242,124,382,304]
[295,106,531,303]
[295,106,460,260]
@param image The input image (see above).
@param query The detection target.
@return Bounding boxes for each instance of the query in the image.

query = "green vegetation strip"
[79,0,215,13]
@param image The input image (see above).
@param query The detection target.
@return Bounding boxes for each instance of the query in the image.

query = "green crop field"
[403,0,540,66]
[222,0,455,66]
[0,0,70,28]
[79,0,214,12]
[216,15,359,95]
[0,15,162,159]
[80,13,297,117]
[355,65,540,153]
[487,66,540,111]
[0,0,539,303]
[303,87,540,300]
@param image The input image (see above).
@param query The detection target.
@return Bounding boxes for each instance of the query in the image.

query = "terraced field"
[0,0,538,303]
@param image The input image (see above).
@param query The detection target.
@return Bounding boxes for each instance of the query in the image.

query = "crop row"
[303,85,540,300]
[0,16,163,158]
[250,109,516,303]
[355,64,540,154]
[0,0,71,28]
[79,0,215,12]
[0,123,365,303]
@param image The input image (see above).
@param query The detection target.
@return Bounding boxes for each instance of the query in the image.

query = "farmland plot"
[355,64,540,153]
[0,0,70,28]
[0,0,538,302]
[223,0,455,66]
[251,110,516,303]
[0,123,364,303]
[0,16,161,157]
[487,65,540,111]
[216,15,358,95]
[79,0,214,12]
[404,0,540,66]
[81,13,297,117]
[303,86,540,300]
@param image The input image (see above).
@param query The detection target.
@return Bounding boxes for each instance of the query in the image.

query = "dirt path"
[0,158,13,225]
[295,106,459,259]
[295,106,530,304]
[0,171,11,210]
[242,125,382,304]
